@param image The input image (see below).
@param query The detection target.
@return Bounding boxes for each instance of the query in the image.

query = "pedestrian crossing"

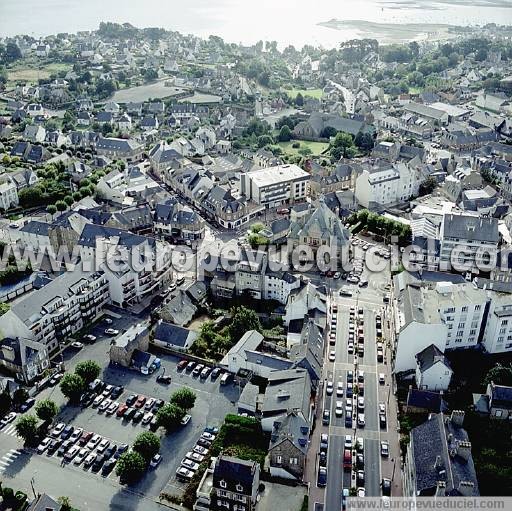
[1,424,20,438]
[0,449,23,472]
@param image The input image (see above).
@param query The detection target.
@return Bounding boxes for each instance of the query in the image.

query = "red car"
[134,395,146,409]
[177,360,188,370]
[79,431,93,446]
[116,404,128,417]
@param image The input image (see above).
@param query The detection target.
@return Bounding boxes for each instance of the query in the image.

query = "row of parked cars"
[175,427,218,481]
[177,360,232,385]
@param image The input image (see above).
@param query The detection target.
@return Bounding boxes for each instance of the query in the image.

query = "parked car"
[181,414,192,426]
[49,373,64,386]
[61,425,74,440]
[97,438,110,453]
[104,445,117,458]
[150,454,162,469]
[98,399,112,412]
[69,427,83,443]
[193,445,208,456]
[104,329,119,336]
[64,445,81,462]
[132,410,144,423]
[0,412,17,428]
[110,386,124,399]
[71,341,84,349]
[156,374,172,384]
[317,467,327,487]
[381,441,389,457]
[84,334,96,344]
[144,398,156,411]
[320,433,329,452]
[37,437,52,454]
[58,440,73,457]
[185,361,195,372]
[114,444,129,460]
[193,364,204,376]
[83,452,96,467]
[177,360,188,371]
[181,458,199,471]
[357,414,365,427]
[79,431,93,446]
[134,395,146,408]
[210,368,221,379]
[176,467,194,481]
[106,401,119,415]
[142,412,154,425]
[102,458,116,476]
[125,394,137,406]
[86,434,101,450]
[91,453,106,472]
[200,367,211,379]
[201,431,215,441]
[322,410,330,426]
[20,398,36,412]
[186,451,204,463]
[73,448,90,465]
[116,404,129,417]
[382,478,391,496]
[48,439,62,455]
[124,408,136,421]
[102,385,114,397]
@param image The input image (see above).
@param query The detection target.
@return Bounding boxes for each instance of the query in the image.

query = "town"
[0,16,511,511]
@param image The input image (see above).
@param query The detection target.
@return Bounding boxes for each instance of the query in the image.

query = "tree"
[228,306,262,343]
[156,403,186,433]
[0,390,12,417]
[74,360,101,384]
[354,132,374,152]
[35,399,58,422]
[15,415,38,446]
[170,388,196,410]
[484,365,512,387]
[115,451,146,484]
[60,373,86,403]
[4,42,22,63]
[12,388,29,408]
[320,126,338,139]
[419,176,438,196]
[55,200,67,212]
[132,432,160,463]
[19,187,44,208]
[63,195,74,207]
[57,496,73,511]
[295,93,304,106]
[46,204,57,216]
[257,134,274,148]
[329,131,354,161]
[278,125,292,142]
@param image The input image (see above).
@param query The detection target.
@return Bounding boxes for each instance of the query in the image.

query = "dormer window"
[220,480,227,489]
[236,483,243,492]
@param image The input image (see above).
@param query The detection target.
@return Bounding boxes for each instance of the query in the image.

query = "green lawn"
[7,62,72,86]
[278,139,329,156]
[284,87,324,99]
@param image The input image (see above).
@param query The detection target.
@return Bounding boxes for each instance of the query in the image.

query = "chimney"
[458,481,475,497]
[450,410,465,427]
[457,441,472,462]
[435,481,446,497]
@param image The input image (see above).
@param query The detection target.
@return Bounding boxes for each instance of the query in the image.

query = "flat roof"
[245,164,309,187]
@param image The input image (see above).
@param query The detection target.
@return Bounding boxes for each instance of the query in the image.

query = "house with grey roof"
[404,411,479,497]
[415,344,453,391]
[153,199,205,242]
[473,381,512,420]
[96,137,143,162]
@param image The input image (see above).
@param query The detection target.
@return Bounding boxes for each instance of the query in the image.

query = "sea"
[0,0,511,48]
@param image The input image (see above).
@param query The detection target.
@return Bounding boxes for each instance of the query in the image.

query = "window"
[276,455,282,464]
[462,306,468,312]
[470,329,476,335]
[448,324,453,330]
[458,323,465,329]
[503,320,509,326]
[220,480,227,489]
[475,305,481,311]
[457,330,464,337]
[500,328,507,334]
[236,484,243,493]
[290,457,298,465]
[498,337,504,343]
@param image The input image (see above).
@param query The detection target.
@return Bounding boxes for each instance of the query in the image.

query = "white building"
[482,297,512,353]
[0,180,19,211]
[355,162,421,209]
[240,164,310,208]
[415,344,453,391]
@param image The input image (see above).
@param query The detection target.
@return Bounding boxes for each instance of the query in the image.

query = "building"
[481,296,512,353]
[439,214,499,273]
[0,179,19,211]
[268,410,309,481]
[0,270,109,354]
[0,336,49,383]
[415,344,453,391]
[355,161,422,209]
[473,382,512,419]
[287,199,350,266]
[96,137,143,162]
[195,455,260,511]
[404,411,479,497]
[109,322,150,367]
[240,164,310,208]
[153,199,205,242]
[153,320,197,352]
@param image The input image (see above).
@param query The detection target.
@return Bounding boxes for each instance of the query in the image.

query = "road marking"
[0,449,23,472]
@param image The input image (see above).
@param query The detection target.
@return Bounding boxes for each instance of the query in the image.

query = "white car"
[336,382,344,397]
[181,458,199,471]
[51,422,65,438]
[106,401,119,415]
[357,414,365,427]
[1,412,17,426]
[335,401,344,417]
[186,451,205,463]
[84,452,96,467]
[379,403,386,414]
[201,431,215,441]
[71,341,83,349]
[176,467,194,480]
[73,448,89,465]
[326,381,333,395]
[193,445,208,456]
[357,397,365,410]
[379,373,385,384]
[180,414,191,426]
[37,437,52,454]
[142,412,154,425]
[98,399,112,412]
[328,350,336,362]
[86,434,101,450]
[144,398,156,411]
[344,435,352,449]
[64,445,81,461]
[345,398,353,413]
[97,438,110,453]
[357,488,366,498]
[381,441,389,457]
[104,328,119,336]
[69,427,83,443]
[92,395,104,407]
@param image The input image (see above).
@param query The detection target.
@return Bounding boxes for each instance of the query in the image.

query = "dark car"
[132,410,144,423]
[61,425,74,440]
[153,399,164,410]
[357,470,365,487]
[347,370,353,383]
[20,398,36,412]
[111,386,124,399]
[380,414,387,429]
[382,478,391,496]
[319,451,327,467]
[125,394,137,406]
[210,367,221,379]
[101,458,116,476]
[345,414,353,428]
[322,409,330,426]
[149,416,159,432]
[81,393,95,407]
[91,454,106,473]
[104,444,117,458]
[317,467,327,487]
[48,438,62,454]
[156,374,172,384]
[58,440,73,457]
[124,408,136,420]
[196,437,212,448]
[356,453,364,469]
[114,444,128,460]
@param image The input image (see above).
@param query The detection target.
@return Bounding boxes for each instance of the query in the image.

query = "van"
[343,449,352,471]
[220,373,232,385]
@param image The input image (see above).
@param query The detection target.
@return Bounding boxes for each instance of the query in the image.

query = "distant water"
[0,0,510,48]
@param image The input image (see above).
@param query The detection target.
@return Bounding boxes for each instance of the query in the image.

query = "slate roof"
[406,388,448,413]
[416,344,451,373]
[262,369,311,418]
[154,321,196,348]
[442,214,499,244]
[20,220,50,236]
[489,383,512,409]
[269,410,310,454]
[411,413,479,496]
[213,455,258,493]
[78,223,152,249]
